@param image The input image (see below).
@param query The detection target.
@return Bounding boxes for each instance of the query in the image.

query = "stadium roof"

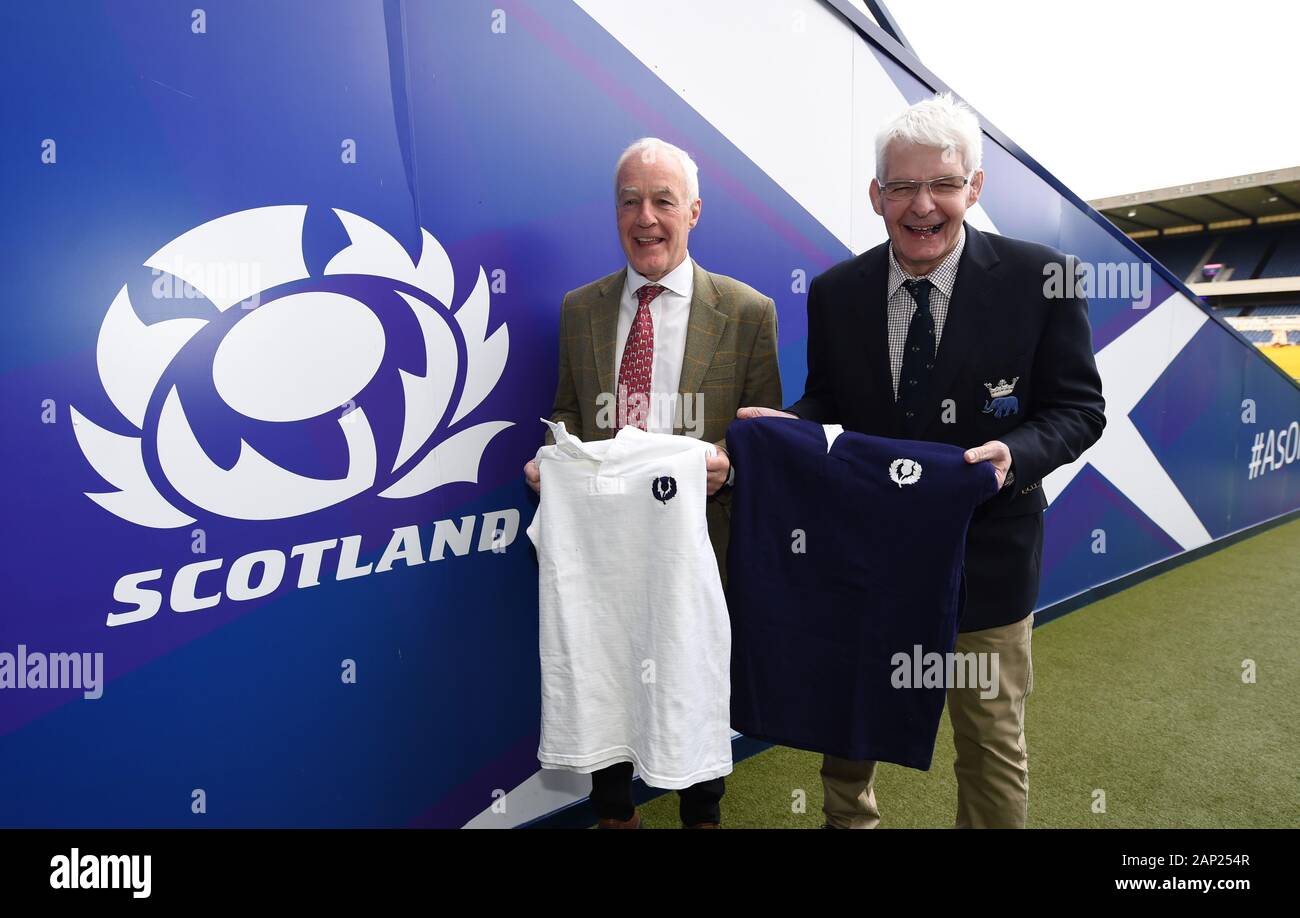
[1090,166,1300,235]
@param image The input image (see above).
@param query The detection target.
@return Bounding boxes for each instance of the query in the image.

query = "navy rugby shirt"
[725,416,998,769]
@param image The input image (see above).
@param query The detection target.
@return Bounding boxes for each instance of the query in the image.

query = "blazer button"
[908,378,917,386]
[905,410,915,418]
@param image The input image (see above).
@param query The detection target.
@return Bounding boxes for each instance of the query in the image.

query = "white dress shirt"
[614,254,694,434]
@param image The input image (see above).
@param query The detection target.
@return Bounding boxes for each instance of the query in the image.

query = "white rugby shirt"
[526,419,732,789]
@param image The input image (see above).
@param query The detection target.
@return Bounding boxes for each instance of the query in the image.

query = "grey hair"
[615,137,700,203]
[875,92,983,181]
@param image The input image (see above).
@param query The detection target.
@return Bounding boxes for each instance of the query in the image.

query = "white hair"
[615,137,700,203]
[875,92,983,181]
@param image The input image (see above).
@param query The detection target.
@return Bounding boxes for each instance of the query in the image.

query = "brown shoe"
[596,808,642,829]
[685,821,720,828]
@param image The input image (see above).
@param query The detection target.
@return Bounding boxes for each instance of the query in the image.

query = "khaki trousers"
[821,613,1034,828]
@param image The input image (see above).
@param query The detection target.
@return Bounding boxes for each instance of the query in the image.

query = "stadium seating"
[1140,235,1212,282]
[1258,227,1300,277]
[1141,226,1300,283]
[1207,228,1276,280]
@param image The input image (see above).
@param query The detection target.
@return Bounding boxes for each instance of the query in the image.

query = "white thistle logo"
[70,206,512,528]
[889,458,922,487]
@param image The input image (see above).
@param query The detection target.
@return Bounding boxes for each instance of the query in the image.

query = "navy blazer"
[786,223,1106,630]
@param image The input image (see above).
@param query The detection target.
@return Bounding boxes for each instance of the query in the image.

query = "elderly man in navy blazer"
[740,92,1105,828]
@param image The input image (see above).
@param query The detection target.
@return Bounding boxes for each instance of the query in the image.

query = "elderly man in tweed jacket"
[523,137,783,829]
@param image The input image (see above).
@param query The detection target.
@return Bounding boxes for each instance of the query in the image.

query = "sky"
[885,0,1300,200]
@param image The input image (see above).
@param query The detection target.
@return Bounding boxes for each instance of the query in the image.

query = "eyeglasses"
[880,175,970,202]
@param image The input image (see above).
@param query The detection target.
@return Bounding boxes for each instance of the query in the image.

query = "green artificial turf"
[633,517,1300,828]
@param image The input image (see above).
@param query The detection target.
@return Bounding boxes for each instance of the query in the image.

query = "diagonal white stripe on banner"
[1044,291,1212,550]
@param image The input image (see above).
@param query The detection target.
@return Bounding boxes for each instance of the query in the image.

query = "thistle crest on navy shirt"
[651,475,678,504]
[888,458,923,487]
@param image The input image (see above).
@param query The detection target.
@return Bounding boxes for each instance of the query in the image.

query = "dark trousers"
[589,762,725,826]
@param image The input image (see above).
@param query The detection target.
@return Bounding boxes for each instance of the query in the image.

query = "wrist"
[715,443,735,488]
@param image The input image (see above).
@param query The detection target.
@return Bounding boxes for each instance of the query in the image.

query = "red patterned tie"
[616,283,664,430]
